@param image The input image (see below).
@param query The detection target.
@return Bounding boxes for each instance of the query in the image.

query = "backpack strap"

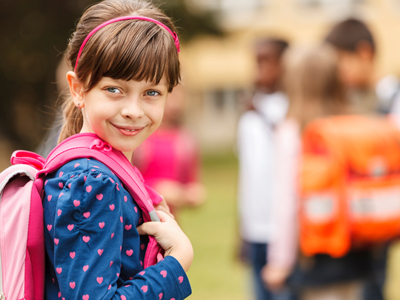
[38,133,160,222]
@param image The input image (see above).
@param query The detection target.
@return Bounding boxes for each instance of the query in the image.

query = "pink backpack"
[0,133,164,300]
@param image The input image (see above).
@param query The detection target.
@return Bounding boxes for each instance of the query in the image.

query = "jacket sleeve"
[268,120,301,270]
[51,170,191,300]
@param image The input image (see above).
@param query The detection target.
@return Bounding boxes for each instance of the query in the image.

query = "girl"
[262,45,368,300]
[43,0,193,299]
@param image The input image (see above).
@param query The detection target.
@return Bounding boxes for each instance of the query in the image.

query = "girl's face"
[68,73,168,160]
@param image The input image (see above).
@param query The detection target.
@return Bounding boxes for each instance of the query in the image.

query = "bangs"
[78,20,180,92]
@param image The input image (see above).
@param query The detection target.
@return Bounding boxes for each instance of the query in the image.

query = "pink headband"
[74,16,180,72]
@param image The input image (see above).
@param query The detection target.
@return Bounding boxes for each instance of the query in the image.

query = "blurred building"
[180,0,400,152]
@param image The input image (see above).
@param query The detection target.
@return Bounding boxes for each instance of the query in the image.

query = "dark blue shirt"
[43,158,191,299]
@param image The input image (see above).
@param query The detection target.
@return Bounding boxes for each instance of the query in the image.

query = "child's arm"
[137,210,194,272]
[46,168,191,300]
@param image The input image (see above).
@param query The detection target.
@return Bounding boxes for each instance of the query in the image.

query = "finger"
[156,210,172,222]
[137,222,161,236]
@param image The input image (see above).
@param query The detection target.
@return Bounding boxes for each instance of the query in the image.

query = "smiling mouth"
[111,123,145,136]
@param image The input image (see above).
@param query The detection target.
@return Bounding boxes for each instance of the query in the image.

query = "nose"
[121,96,144,119]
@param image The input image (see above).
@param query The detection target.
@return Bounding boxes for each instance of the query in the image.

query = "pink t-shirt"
[133,128,200,188]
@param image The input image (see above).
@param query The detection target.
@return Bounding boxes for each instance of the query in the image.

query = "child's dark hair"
[325,18,375,53]
[59,0,180,143]
[255,38,289,58]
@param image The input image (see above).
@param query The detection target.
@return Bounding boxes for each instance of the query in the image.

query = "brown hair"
[58,0,181,143]
[285,45,347,130]
[325,18,375,53]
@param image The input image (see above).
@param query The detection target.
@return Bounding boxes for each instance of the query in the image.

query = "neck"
[123,151,133,162]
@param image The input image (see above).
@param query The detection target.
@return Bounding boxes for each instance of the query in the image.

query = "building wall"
[180,0,400,152]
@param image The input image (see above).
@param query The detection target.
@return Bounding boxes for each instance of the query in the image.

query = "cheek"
[147,100,166,126]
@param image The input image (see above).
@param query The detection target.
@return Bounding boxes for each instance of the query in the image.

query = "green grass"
[179,152,250,300]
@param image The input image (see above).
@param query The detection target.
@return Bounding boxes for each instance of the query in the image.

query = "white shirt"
[237,92,288,243]
[376,75,400,127]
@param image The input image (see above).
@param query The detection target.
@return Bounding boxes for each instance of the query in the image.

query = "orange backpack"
[299,115,400,257]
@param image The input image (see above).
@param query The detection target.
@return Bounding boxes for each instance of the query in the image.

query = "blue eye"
[146,90,160,97]
[107,87,121,94]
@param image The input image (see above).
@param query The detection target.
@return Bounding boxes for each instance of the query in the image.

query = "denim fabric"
[244,242,298,300]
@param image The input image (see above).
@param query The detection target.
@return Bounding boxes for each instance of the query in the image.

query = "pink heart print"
[58,192,64,198]
[74,163,80,168]
[86,185,92,193]
[120,296,126,300]
[57,209,62,216]
[139,271,145,276]
[59,172,64,177]
[47,225,52,231]
[178,276,184,283]
[47,195,52,201]
[125,224,132,230]
[83,212,90,218]
[82,295,89,300]
[126,249,133,256]
[141,285,148,293]
[73,200,80,207]
[68,224,74,231]
[58,182,63,188]
[54,238,59,245]
[109,204,115,211]
[82,236,90,243]
[97,277,103,284]
[98,249,104,256]
[99,222,105,229]
[56,267,62,274]
[160,270,167,278]
[83,265,89,272]
[69,282,75,289]
[159,293,163,300]
[70,252,75,259]
[96,194,103,200]
[124,196,127,202]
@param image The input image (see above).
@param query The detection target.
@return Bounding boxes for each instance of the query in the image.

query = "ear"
[356,40,374,61]
[66,71,85,107]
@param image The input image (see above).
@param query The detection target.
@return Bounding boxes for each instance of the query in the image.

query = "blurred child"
[133,84,205,217]
[263,45,369,300]
[325,19,390,300]
[325,18,400,119]
[237,38,296,300]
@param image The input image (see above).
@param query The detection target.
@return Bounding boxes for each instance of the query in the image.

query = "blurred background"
[2,0,400,299]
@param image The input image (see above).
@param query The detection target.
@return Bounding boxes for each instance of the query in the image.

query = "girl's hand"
[261,265,291,292]
[137,211,193,272]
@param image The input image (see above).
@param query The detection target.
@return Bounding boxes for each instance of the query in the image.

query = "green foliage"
[152,0,224,41]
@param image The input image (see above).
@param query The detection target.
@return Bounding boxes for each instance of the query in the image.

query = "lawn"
[179,152,250,300]
[179,151,400,300]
